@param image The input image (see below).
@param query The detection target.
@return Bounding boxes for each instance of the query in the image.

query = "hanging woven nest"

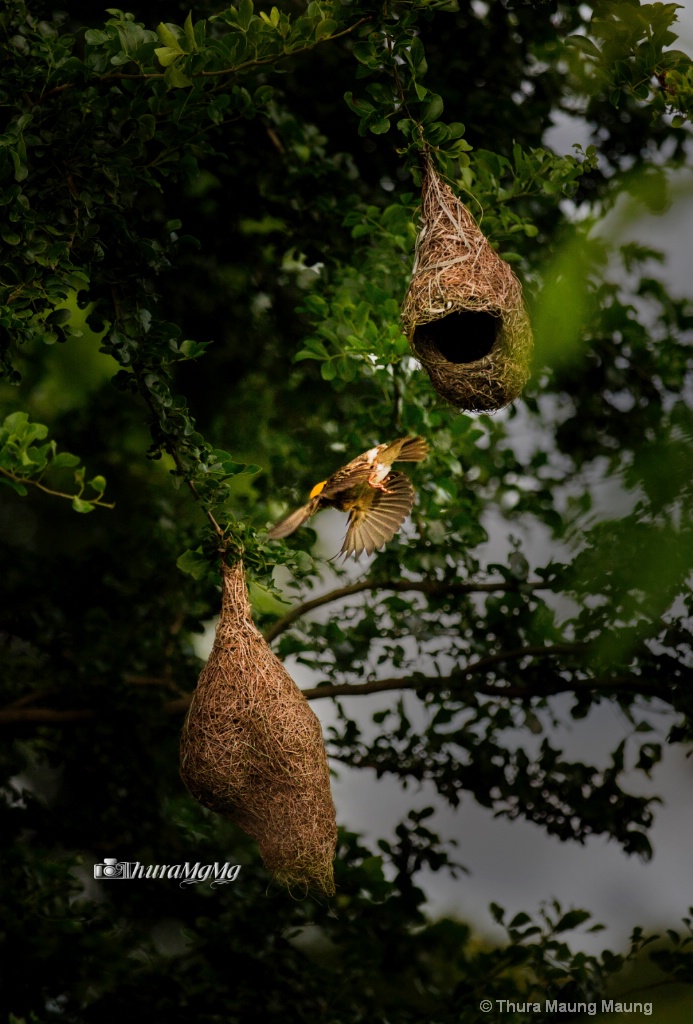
[401,154,533,411]
[180,559,337,895]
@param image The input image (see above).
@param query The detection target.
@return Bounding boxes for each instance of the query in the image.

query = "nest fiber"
[180,559,337,894]
[401,154,532,411]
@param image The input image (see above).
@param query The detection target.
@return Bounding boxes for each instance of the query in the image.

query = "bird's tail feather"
[391,435,429,463]
[267,503,315,539]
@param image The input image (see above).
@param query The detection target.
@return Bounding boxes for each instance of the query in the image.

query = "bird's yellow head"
[309,480,326,499]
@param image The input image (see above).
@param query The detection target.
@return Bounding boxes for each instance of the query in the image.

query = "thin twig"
[40,18,372,93]
[39,82,75,100]
[263,578,551,642]
[124,673,184,695]
[0,467,114,509]
[167,444,227,549]
[1,690,55,710]
[132,370,227,548]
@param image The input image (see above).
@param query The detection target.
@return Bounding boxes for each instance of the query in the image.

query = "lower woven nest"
[401,155,533,411]
[180,559,337,895]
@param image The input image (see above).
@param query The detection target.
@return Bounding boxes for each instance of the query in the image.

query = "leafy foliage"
[0,410,110,510]
[1,0,693,1019]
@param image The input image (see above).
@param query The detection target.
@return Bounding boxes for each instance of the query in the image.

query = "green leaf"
[72,497,95,514]
[352,42,378,66]
[248,580,292,616]
[0,477,28,496]
[156,22,181,50]
[490,903,505,924]
[176,548,209,580]
[164,63,193,88]
[369,116,390,135]
[238,0,254,31]
[344,91,375,115]
[46,308,71,325]
[555,910,591,933]
[566,35,601,59]
[423,122,450,145]
[2,411,30,433]
[422,93,444,123]
[84,28,111,44]
[408,35,427,74]
[51,452,81,469]
[0,185,21,207]
[293,349,322,362]
[183,12,197,52]
[315,20,337,42]
[88,475,107,496]
[136,114,157,140]
[155,46,184,67]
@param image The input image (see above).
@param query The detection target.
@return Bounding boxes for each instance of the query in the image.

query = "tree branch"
[133,366,227,549]
[299,643,587,700]
[0,707,95,725]
[167,444,227,550]
[301,670,664,702]
[263,578,551,642]
[0,644,672,726]
[54,18,372,88]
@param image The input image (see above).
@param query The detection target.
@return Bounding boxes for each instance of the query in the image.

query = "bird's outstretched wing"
[318,455,376,499]
[321,436,429,499]
[341,472,415,559]
[267,500,318,540]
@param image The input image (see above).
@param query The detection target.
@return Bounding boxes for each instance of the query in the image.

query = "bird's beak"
[309,480,327,499]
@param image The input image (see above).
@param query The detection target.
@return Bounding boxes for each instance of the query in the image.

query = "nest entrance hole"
[413,310,501,364]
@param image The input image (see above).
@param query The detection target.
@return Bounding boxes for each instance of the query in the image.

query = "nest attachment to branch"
[401,154,533,411]
[180,560,337,895]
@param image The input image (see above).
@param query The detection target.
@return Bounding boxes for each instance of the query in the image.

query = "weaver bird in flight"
[267,436,428,559]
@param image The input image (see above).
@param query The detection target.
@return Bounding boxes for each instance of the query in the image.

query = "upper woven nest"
[401,154,533,411]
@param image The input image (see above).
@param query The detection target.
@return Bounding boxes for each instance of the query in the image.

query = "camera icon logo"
[94,858,127,880]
